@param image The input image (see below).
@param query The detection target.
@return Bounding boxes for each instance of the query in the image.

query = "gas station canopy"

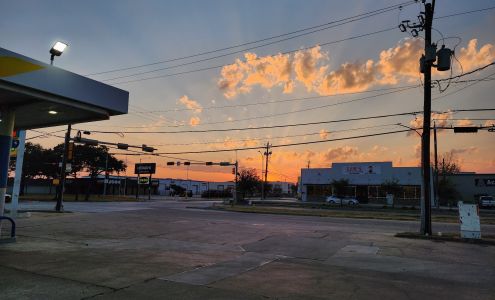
[0,47,129,129]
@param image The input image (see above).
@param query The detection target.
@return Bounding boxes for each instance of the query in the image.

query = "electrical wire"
[434,6,495,20]
[104,6,495,85]
[108,27,397,85]
[109,86,418,129]
[153,129,414,154]
[147,123,399,147]
[130,85,416,115]
[433,70,495,101]
[82,110,424,134]
[77,107,495,137]
[88,1,414,77]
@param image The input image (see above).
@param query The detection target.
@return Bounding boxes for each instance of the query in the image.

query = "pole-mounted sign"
[134,163,156,174]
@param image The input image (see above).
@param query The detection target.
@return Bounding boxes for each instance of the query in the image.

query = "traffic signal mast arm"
[72,130,156,153]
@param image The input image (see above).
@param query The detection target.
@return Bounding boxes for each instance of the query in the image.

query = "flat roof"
[0,47,129,130]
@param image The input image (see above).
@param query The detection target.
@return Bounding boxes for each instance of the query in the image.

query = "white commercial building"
[157,179,235,196]
[300,162,434,206]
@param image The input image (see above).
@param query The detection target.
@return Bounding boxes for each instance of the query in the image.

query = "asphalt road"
[1,199,494,299]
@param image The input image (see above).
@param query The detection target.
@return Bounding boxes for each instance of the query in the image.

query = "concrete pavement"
[1,200,494,299]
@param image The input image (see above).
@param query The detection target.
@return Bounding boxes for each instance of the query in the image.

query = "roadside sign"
[52,178,60,186]
[134,163,156,174]
[138,177,149,185]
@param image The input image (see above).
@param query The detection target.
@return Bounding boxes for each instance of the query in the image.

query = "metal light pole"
[50,41,70,212]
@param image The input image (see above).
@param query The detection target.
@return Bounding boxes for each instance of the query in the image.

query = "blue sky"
[1,0,494,181]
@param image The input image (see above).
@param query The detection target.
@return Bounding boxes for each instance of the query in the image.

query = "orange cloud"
[484,120,495,127]
[456,119,474,126]
[457,39,495,71]
[376,38,423,84]
[178,95,202,113]
[293,45,327,92]
[189,116,200,126]
[218,52,292,99]
[218,38,494,98]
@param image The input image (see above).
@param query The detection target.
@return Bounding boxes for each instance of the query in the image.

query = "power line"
[88,1,413,77]
[122,67,495,118]
[106,145,208,163]
[106,6,495,85]
[153,129,413,154]
[108,27,397,85]
[82,110,424,134]
[433,70,495,101]
[78,108,495,135]
[103,85,418,129]
[103,27,396,83]
[130,85,415,115]
[115,63,495,130]
[434,6,495,20]
[147,123,399,147]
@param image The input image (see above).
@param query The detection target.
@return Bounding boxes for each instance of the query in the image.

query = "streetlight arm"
[397,123,422,137]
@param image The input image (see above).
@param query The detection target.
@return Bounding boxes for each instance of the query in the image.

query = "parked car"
[5,193,12,203]
[325,195,359,206]
[479,195,495,208]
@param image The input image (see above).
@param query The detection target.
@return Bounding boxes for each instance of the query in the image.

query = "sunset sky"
[1,0,494,183]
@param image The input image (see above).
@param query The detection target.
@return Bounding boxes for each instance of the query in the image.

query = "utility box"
[458,201,481,239]
[386,194,394,206]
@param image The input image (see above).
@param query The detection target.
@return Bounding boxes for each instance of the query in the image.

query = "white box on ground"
[458,201,481,239]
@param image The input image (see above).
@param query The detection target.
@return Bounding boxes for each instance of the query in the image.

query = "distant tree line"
[11,142,126,200]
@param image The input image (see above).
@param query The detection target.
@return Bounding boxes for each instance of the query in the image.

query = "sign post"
[134,163,156,200]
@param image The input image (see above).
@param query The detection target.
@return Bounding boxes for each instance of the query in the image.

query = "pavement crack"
[0,264,115,292]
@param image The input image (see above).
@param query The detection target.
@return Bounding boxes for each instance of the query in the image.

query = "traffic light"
[184,162,191,166]
[232,167,235,174]
[117,143,129,150]
[142,144,155,152]
[166,162,175,166]
[67,142,74,161]
[453,126,478,133]
[205,162,213,166]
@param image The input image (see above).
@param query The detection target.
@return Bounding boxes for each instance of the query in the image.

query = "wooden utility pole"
[420,0,435,235]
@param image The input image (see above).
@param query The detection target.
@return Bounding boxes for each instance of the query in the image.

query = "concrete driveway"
[1,200,494,299]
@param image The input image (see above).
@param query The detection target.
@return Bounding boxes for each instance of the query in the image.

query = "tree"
[237,168,261,199]
[438,152,461,175]
[437,152,461,206]
[331,179,349,207]
[61,144,126,200]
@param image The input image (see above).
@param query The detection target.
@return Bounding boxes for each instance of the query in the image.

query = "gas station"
[0,47,129,241]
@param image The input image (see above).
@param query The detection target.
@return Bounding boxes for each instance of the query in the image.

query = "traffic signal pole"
[56,124,71,212]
